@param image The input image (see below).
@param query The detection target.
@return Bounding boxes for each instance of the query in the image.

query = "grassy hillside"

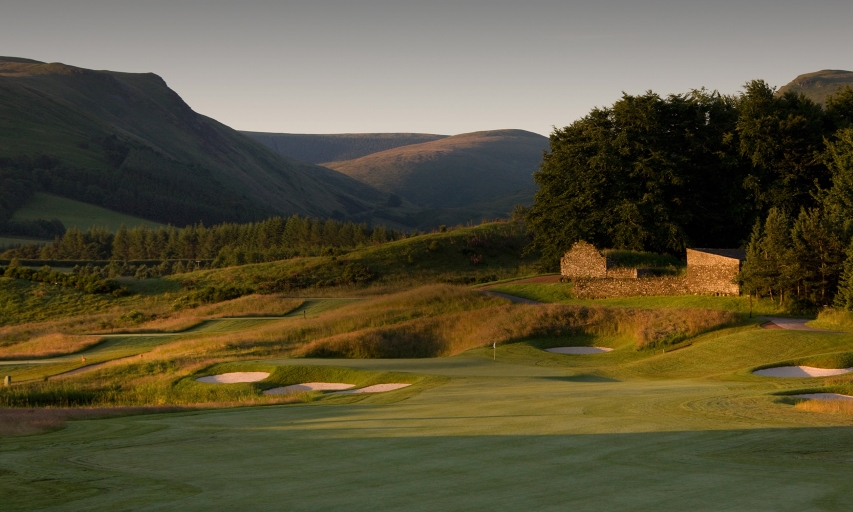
[0,57,397,226]
[242,132,448,164]
[324,129,549,209]
[12,193,164,231]
[777,69,853,104]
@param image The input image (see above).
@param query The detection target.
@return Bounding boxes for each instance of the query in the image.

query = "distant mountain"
[242,132,448,164]
[777,69,853,104]
[0,57,396,227]
[322,129,549,209]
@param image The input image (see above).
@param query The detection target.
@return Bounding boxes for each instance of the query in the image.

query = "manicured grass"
[11,192,165,231]
[4,339,853,510]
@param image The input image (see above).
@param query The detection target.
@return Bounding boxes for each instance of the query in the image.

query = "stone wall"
[573,277,689,299]
[560,241,608,278]
[685,248,744,296]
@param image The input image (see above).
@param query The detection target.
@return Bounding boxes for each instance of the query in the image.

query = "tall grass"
[0,333,102,359]
[811,308,853,331]
[295,303,740,357]
[794,399,853,415]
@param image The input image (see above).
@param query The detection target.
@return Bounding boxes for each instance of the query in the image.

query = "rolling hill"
[777,69,853,104]
[322,129,549,209]
[0,57,397,228]
[242,132,448,164]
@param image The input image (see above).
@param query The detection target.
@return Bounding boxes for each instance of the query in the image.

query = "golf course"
[3,280,853,510]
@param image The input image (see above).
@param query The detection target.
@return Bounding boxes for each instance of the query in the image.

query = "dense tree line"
[740,127,853,309]
[2,215,402,267]
[527,82,853,268]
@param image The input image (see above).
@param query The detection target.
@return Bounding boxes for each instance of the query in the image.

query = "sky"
[2,0,851,136]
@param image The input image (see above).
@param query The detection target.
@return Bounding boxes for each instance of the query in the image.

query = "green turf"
[11,193,164,232]
[489,282,785,314]
[3,343,853,510]
[5,323,853,510]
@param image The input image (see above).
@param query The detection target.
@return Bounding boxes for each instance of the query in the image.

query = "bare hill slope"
[777,69,853,104]
[242,132,448,164]
[0,57,394,226]
[323,129,548,209]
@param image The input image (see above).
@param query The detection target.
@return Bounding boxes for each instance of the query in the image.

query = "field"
[11,193,165,232]
[5,225,853,510]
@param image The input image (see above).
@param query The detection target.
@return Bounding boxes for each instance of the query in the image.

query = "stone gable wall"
[685,249,741,296]
[560,241,608,278]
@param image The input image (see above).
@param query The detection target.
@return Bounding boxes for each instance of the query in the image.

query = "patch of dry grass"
[811,308,853,332]
[295,304,741,358]
[131,287,739,360]
[0,333,102,359]
[794,399,853,415]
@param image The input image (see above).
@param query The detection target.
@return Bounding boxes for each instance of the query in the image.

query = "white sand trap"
[753,366,853,378]
[196,372,270,384]
[546,347,614,355]
[331,383,411,394]
[794,393,853,401]
[263,382,355,395]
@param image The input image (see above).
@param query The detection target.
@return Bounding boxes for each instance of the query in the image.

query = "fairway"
[4,329,853,511]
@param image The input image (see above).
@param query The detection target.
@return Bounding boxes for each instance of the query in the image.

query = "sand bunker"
[753,366,853,378]
[196,372,270,384]
[546,347,614,355]
[263,382,355,395]
[794,393,853,401]
[331,383,411,394]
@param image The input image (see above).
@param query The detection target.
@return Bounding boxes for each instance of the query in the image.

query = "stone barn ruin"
[560,242,745,298]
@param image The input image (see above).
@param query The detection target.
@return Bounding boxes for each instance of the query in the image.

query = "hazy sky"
[2,0,851,135]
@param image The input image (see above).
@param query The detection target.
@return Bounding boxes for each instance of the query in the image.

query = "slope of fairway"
[11,193,165,231]
[778,69,853,104]
[242,132,449,164]
[5,349,853,511]
[324,129,548,209]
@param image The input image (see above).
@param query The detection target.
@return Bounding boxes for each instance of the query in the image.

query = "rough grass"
[810,308,853,331]
[189,222,536,295]
[0,333,102,360]
[793,399,853,415]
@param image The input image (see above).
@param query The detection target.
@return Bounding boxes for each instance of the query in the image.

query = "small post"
[3,375,10,387]
[303,310,306,319]
[749,292,753,318]
[493,342,496,361]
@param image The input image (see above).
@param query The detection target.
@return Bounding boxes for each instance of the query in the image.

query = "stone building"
[684,248,745,296]
[559,241,653,279]
[560,243,745,298]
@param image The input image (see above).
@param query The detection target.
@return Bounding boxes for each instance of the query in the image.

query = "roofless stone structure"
[560,243,745,298]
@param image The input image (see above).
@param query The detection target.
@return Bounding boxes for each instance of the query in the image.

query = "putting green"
[4,338,853,511]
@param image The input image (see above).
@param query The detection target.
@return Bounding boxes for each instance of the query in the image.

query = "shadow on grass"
[540,374,619,383]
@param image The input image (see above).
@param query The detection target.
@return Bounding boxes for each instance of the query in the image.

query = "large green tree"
[527,89,752,266]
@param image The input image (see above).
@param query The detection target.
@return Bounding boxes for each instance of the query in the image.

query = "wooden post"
[3,375,10,387]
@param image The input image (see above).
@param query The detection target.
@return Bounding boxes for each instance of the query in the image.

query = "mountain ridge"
[0,57,397,227]
[322,129,548,209]
[777,69,853,104]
